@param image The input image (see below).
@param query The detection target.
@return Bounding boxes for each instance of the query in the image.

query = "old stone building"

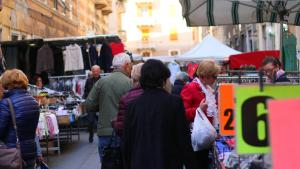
[0,0,124,41]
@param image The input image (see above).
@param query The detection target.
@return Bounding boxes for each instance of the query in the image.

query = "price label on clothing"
[268,99,300,169]
[218,84,235,136]
[235,85,300,154]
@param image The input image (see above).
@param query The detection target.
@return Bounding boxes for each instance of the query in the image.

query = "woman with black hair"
[122,59,197,169]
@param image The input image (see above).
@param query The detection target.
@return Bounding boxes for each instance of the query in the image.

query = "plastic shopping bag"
[191,108,217,151]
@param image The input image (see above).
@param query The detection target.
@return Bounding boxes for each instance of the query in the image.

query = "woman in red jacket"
[180,60,220,169]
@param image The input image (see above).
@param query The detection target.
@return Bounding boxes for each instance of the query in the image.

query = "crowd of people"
[0,53,290,169]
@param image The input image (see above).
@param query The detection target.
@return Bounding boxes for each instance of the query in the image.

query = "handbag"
[101,134,123,169]
[191,108,217,151]
[0,98,23,169]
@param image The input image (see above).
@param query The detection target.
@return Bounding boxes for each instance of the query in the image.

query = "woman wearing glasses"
[181,60,220,169]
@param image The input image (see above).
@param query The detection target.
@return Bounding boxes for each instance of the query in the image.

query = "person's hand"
[199,98,208,112]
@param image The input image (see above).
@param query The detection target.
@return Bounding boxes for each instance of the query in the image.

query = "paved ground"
[46,132,101,169]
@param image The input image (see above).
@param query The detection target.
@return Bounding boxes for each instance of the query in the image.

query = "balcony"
[95,0,108,10]
[102,0,112,15]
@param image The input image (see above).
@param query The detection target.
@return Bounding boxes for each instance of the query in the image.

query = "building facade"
[0,0,124,41]
[122,0,200,57]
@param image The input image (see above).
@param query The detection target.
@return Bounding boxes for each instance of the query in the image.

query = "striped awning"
[179,0,300,26]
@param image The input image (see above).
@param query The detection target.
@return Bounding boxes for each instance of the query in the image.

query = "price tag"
[218,84,235,136]
[235,85,300,154]
[268,99,300,169]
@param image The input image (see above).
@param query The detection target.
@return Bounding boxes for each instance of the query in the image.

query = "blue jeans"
[98,136,121,162]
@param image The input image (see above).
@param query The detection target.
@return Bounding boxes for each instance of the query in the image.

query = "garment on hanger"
[89,45,98,66]
[36,44,54,74]
[99,42,113,73]
[81,44,91,70]
[109,42,125,56]
[63,44,84,71]
[0,45,6,75]
[51,45,65,76]
[167,61,180,85]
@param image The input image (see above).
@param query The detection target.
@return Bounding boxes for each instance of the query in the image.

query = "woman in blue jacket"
[0,69,40,169]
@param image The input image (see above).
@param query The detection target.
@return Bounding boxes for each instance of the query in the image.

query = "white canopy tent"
[143,56,176,63]
[175,35,241,62]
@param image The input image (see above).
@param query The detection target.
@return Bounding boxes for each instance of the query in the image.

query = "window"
[169,27,178,41]
[22,35,26,40]
[169,49,180,56]
[169,5,176,17]
[141,51,151,57]
[54,0,58,10]
[11,34,19,41]
[137,3,152,17]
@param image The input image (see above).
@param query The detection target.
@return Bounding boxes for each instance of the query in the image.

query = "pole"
[280,21,283,66]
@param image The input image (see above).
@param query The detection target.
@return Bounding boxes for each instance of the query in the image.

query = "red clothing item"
[109,42,125,56]
[180,81,213,123]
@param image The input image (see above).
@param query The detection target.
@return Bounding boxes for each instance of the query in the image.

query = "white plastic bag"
[191,108,217,151]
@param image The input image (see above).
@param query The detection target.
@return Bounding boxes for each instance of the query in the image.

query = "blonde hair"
[131,63,144,83]
[196,60,221,78]
[2,69,29,90]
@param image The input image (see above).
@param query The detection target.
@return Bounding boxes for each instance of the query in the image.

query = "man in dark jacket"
[171,71,189,95]
[83,65,101,143]
[262,56,290,83]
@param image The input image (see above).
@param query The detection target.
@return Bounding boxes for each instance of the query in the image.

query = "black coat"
[83,76,100,99]
[123,88,197,169]
[171,80,185,96]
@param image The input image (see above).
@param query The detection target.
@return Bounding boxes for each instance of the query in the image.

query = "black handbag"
[0,98,23,169]
[101,135,123,169]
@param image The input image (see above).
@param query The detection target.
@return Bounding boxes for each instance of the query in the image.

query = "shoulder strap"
[6,98,20,144]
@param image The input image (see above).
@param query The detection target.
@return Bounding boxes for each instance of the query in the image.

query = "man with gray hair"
[83,65,101,143]
[85,52,133,162]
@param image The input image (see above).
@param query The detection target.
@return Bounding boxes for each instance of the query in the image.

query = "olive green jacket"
[85,71,132,136]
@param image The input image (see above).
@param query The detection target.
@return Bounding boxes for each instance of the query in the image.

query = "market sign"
[235,85,300,154]
[268,99,300,169]
[218,84,235,136]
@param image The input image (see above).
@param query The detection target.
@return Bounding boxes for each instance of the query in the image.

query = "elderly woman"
[112,62,144,136]
[0,69,40,169]
[181,60,220,169]
[123,59,197,169]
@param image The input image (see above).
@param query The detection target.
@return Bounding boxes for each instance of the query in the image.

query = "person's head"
[262,56,281,80]
[33,75,43,89]
[140,59,171,92]
[91,65,101,78]
[113,52,132,76]
[197,60,220,86]
[1,69,29,90]
[131,63,144,86]
[175,71,189,84]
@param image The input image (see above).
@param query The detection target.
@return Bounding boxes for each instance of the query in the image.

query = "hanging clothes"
[167,61,180,85]
[109,42,125,56]
[36,44,54,74]
[50,45,65,76]
[187,62,199,79]
[99,42,113,73]
[81,44,92,70]
[63,44,84,72]
[89,45,98,67]
[283,31,297,71]
[0,45,6,75]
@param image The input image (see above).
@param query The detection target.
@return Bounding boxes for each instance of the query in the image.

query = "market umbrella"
[179,0,300,66]
[179,0,300,26]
